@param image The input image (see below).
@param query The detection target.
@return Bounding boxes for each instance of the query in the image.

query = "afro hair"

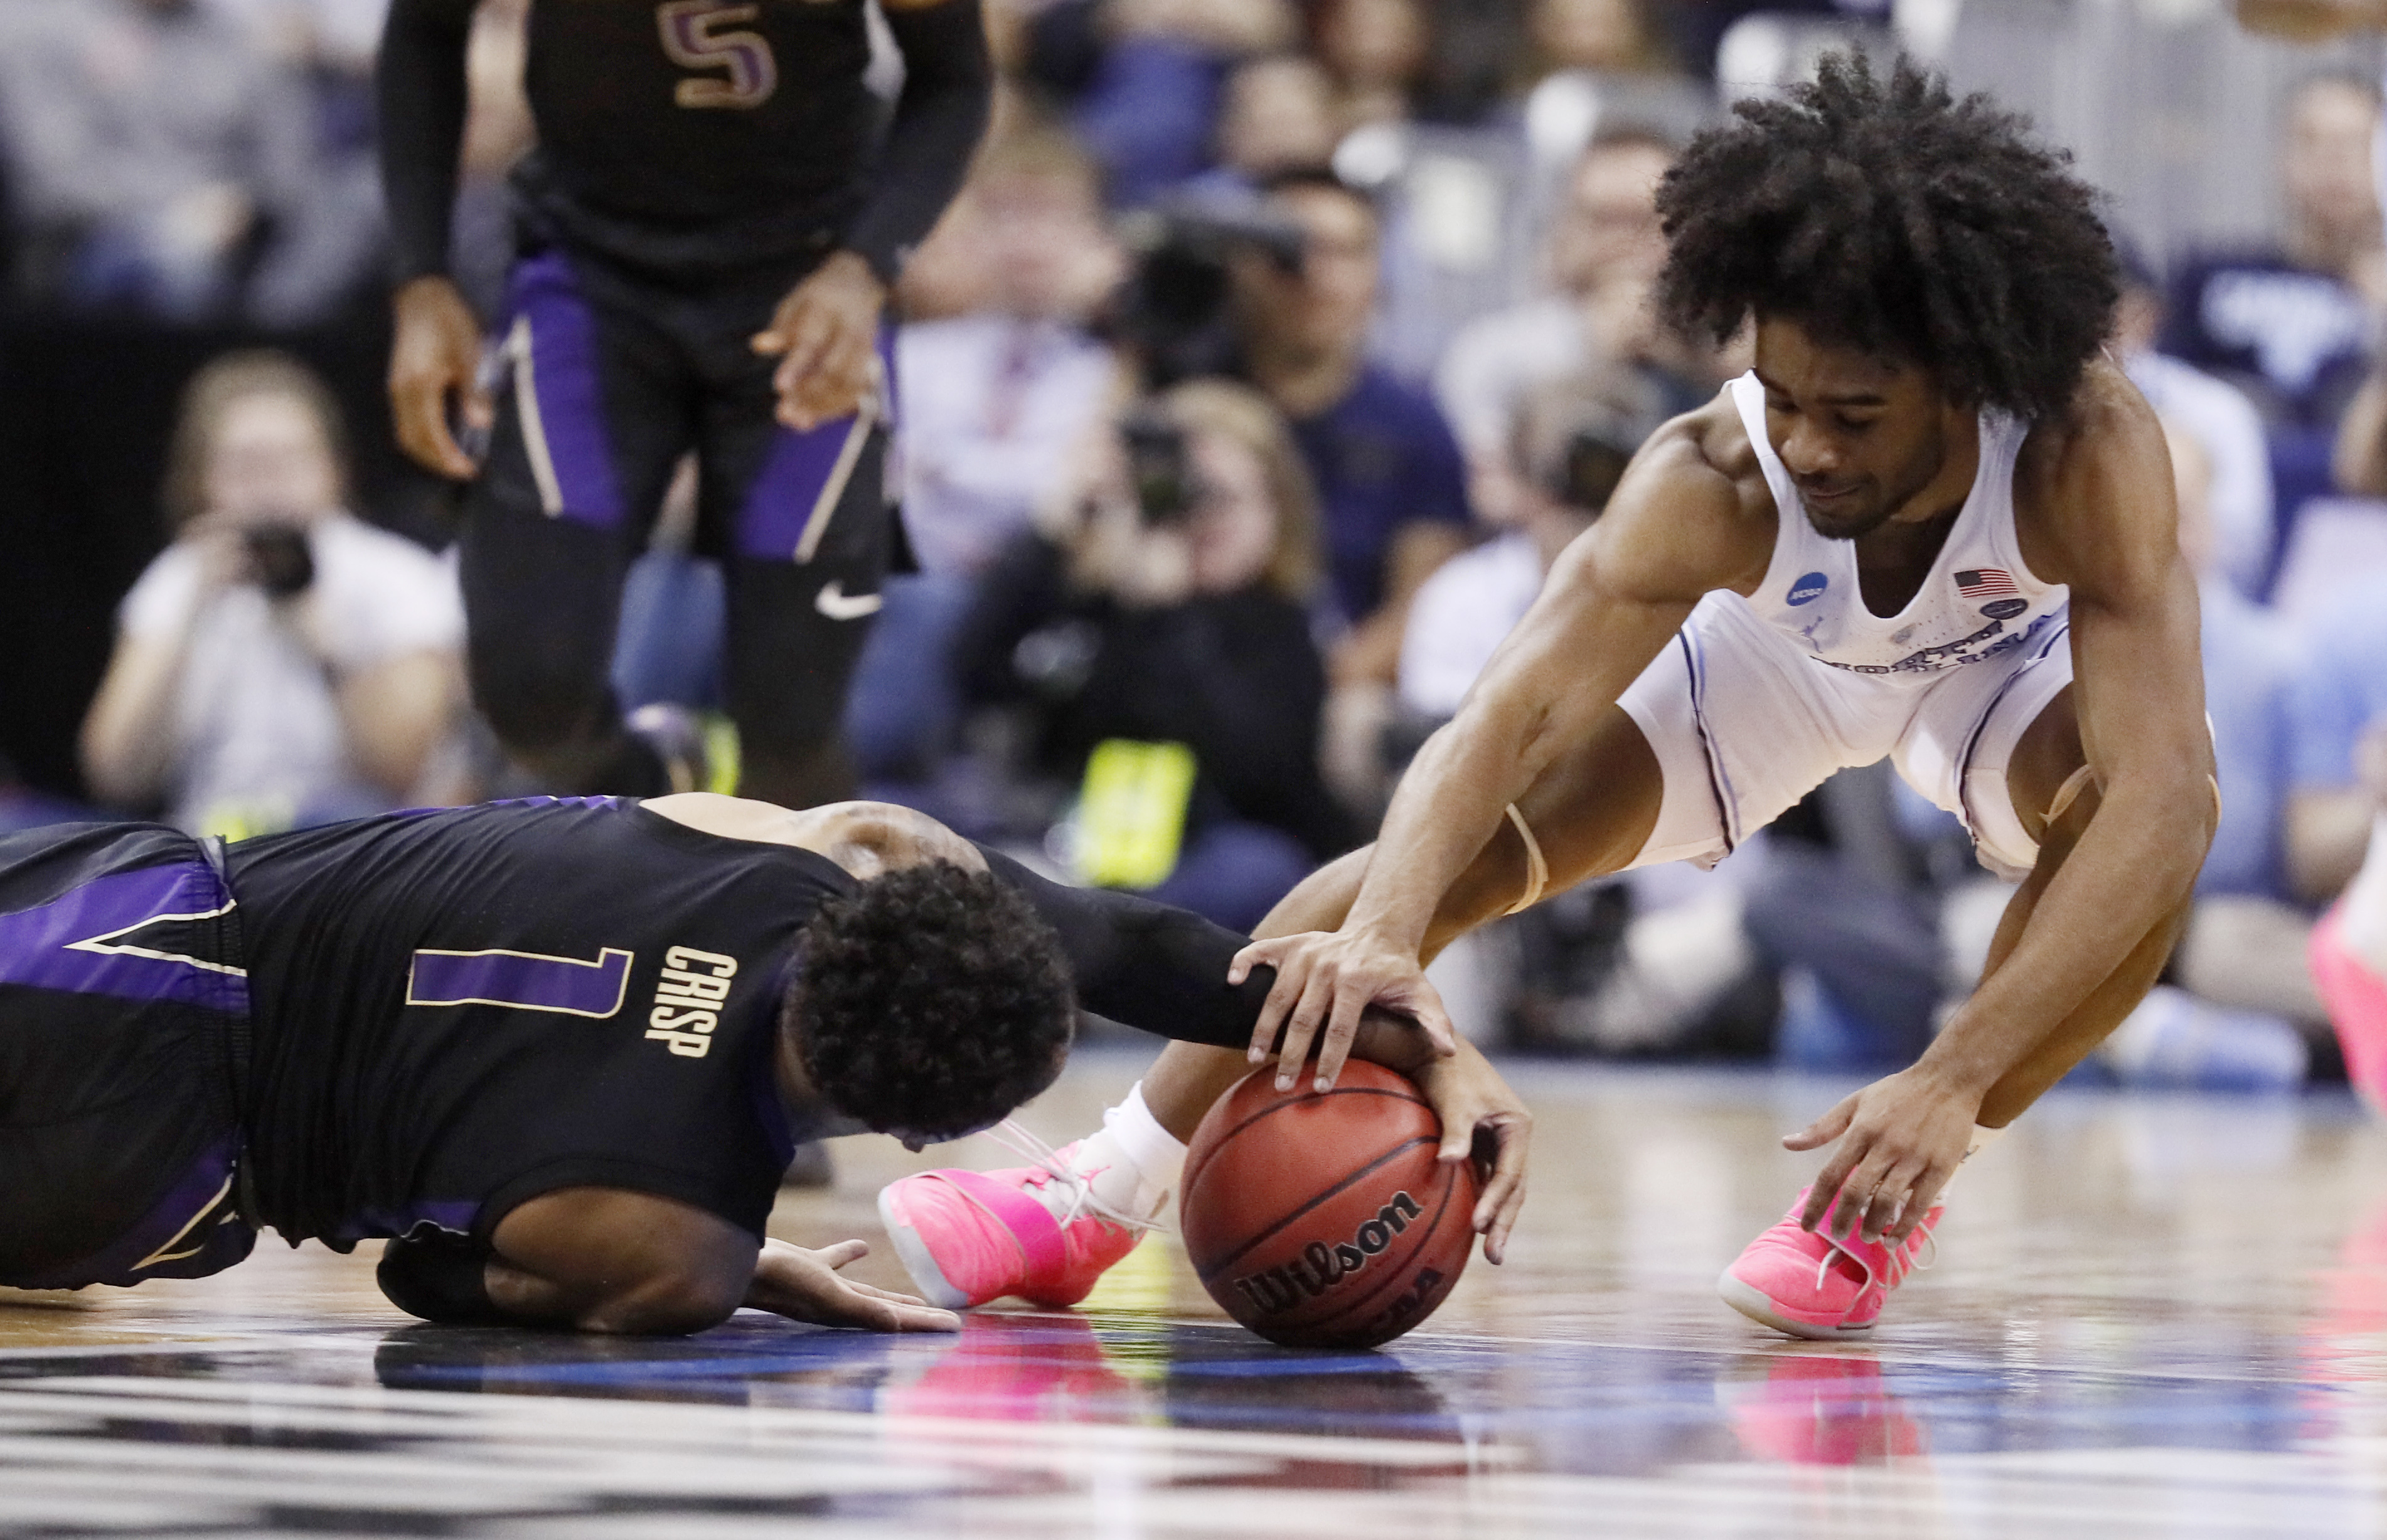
[1655,51,2118,422]
[788,862,1076,1140]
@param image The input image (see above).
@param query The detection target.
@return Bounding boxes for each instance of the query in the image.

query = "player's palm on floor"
[747,1239,959,1332]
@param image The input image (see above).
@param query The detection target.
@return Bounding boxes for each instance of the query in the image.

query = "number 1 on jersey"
[407,946,635,1019]
[657,2,778,110]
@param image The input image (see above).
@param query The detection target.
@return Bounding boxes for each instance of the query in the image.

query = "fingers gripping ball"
[1180,1062,1478,1349]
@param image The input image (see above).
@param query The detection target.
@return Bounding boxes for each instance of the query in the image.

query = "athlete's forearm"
[1925,776,2212,1096]
[376,0,477,285]
[843,0,993,284]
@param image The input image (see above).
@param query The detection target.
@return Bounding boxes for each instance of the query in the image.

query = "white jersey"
[1726,372,2068,677]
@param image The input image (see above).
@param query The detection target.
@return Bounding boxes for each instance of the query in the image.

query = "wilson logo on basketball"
[1229,1191,1422,1316]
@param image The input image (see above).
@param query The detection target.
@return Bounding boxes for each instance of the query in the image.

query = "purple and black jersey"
[1,798,1303,1296]
[378,0,991,283]
[0,825,253,1288]
[226,798,853,1254]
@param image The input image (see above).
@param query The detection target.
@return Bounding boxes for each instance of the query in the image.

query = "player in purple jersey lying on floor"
[0,794,1519,1334]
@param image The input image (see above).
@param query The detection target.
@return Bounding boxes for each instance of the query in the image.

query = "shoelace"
[984,1120,1167,1236]
[1810,1221,1939,1295]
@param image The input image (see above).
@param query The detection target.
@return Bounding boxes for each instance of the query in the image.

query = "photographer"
[958,380,1355,931]
[81,352,465,836]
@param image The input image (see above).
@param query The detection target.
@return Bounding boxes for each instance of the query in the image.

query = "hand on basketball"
[388,275,490,481]
[752,250,886,432]
[1228,928,1458,1093]
[744,1238,961,1333]
[1786,1064,1980,1248]
[1413,1040,1532,1265]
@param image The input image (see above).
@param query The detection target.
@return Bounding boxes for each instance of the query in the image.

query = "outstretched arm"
[1790,368,2217,1248]
[377,1187,957,1334]
[973,844,1438,1069]
[1230,422,1766,1082]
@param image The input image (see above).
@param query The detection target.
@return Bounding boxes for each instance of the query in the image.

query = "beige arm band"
[2040,766,2222,833]
[1503,803,1549,916]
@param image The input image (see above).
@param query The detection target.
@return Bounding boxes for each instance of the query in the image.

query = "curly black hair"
[1655,51,2117,421]
[786,862,1076,1140]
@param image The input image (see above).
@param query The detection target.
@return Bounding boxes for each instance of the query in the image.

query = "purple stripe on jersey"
[0,861,247,1012]
[510,250,626,529]
[735,325,895,562]
[405,946,633,1018]
[13,1136,255,1289]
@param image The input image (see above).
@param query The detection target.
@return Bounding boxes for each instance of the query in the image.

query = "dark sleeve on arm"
[844,0,995,285]
[376,0,478,285]
[376,1227,511,1325]
[976,843,1274,1048]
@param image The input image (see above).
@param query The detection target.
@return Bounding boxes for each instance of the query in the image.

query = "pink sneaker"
[2313,904,2387,1115]
[1717,1186,1940,1340]
[877,1131,1148,1310]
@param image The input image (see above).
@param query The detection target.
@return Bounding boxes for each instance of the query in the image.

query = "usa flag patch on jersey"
[1955,568,2019,598]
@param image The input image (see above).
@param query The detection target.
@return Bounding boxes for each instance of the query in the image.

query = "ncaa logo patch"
[1980,597,2029,621]
[1786,571,1829,606]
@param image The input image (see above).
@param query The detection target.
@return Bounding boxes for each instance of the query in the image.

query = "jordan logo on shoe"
[815,581,883,621]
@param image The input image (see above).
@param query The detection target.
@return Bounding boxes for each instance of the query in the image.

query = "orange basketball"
[1179,1061,1478,1349]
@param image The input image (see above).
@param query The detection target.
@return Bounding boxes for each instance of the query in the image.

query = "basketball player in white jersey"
[877,53,2216,1340]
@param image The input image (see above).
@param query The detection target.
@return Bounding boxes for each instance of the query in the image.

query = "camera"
[1111,192,1306,388]
[242,521,316,598]
[1118,409,1196,527]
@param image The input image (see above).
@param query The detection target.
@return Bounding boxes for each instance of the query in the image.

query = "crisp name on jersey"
[645,946,739,1057]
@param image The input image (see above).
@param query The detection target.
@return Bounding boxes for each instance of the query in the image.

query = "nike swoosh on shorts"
[815,581,884,621]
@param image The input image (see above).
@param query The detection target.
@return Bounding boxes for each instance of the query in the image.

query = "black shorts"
[460,243,893,764]
[0,823,255,1288]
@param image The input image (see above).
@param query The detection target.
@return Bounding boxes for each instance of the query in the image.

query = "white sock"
[1934,1122,2005,1203]
[1064,1081,1185,1221]
[2342,814,2387,978]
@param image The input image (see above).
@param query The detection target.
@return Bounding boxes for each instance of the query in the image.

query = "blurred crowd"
[5,0,2387,1094]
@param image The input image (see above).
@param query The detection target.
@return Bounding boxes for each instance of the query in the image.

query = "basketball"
[1179,1061,1479,1349]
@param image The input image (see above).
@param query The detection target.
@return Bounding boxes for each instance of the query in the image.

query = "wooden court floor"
[7,1044,2387,1538]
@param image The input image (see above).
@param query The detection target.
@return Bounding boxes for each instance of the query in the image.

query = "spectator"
[2163,73,2384,518]
[196,0,393,326]
[2112,248,2278,599]
[2285,579,2387,910]
[1214,54,1343,185]
[853,127,1126,779]
[2156,419,2332,1045]
[1227,169,1474,806]
[1399,371,1660,717]
[1063,0,1297,208]
[1434,128,1683,516]
[1230,171,1471,665]
[2092,420,2318,1093]
[0,0,321,323]
[1311,0,1431,131]
[958,380,1354,931]
[80,352,465,837]
[1514,0,1709,167]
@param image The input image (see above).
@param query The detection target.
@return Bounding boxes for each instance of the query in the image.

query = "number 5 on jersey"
[657,1,777,110]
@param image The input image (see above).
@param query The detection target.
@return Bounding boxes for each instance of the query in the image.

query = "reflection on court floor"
[8,1057,2387,1538]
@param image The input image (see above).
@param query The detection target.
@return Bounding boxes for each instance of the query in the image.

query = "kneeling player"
[880,56,2216,1339]
[0,793,1510,1334]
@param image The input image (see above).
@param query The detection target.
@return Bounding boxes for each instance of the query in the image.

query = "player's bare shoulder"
[2011,353,2176,591]
[1581,389,1778,602]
